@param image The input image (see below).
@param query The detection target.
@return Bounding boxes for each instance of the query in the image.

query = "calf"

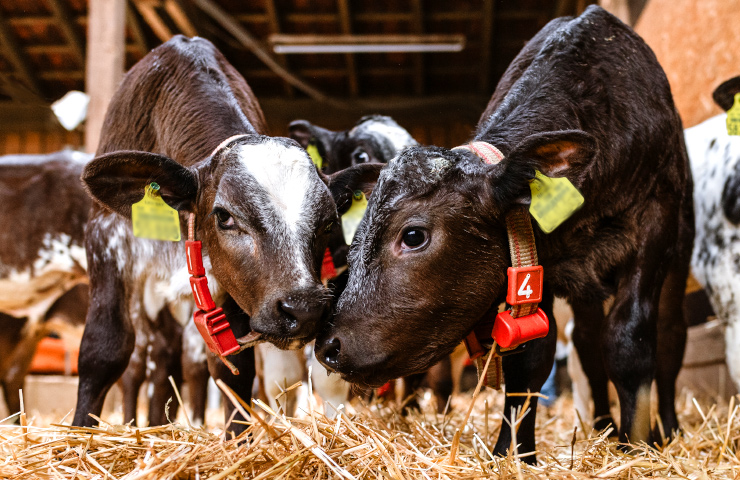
[0,150,91,417]
[254,115,420,418]
[74,36,341,432]
[289,116,417,173]
[316,5,692,460]
[686,75,740,391]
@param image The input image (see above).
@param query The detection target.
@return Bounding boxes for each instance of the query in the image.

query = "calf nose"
[316,336,342,372]
[277,298,327,336]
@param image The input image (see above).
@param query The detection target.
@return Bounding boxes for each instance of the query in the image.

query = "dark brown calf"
[74,36,344,432]
[316,6,692,461]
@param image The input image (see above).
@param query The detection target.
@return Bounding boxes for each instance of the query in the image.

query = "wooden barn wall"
[635,0,740,128]
[0,129,84,155]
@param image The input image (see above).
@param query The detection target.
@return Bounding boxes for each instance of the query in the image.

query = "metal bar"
[269,33,466,45]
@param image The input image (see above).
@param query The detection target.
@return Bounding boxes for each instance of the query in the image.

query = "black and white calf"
[289,116,417,173]
[0,150,91,417]
[74,36,343,432]
[686,76,740,391]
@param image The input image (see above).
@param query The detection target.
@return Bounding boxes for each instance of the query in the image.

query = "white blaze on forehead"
[236,140,320,285]
[361,120,417,152]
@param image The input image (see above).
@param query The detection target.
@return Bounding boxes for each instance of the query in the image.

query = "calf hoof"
[401,398,421,415]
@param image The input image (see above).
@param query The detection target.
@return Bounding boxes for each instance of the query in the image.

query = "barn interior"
[1,1,740,478]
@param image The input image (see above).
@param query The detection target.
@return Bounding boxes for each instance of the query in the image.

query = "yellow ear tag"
[307,141,324,170]
[727,93,740,136]
[131,182,181,241]
[341,190,368,244]
[528,170,584,234]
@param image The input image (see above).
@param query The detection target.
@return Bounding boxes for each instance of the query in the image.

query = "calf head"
[289,115,417,173]
[83,135,339,349]
[715,76,740,224]
[315,130,596,386]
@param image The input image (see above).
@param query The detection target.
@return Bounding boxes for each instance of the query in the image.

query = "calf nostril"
[321,337,341,369]
[277,297,327,334]
[277,300,299,330]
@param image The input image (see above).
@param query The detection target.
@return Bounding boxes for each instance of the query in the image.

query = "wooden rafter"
[126,0,151,55]
[47,0,86,67]
[135,1,173,42]
[193,0,348,109]
[337,0,359,97]
[164,0,197,37]
[479,0,494,93]
[410,0,424,96]
[0,9,42,96]
[264,0,294,97]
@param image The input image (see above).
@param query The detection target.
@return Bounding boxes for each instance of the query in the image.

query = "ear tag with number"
[132,182,181,241]
[341,190,368,244]
[307,141,324,170]
[727,93,740,136]
[528,170,584,234]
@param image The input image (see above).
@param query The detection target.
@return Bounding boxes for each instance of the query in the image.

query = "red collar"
[186,213,260,373]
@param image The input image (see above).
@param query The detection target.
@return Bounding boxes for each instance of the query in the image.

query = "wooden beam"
[478,0,494,93]
[337,0,359,97]
[264,0,294,97]
[126,0,151,55]
[164,0,197,37]
[135,1,173,42]
[85,0,126,153]
[193,0,348,109]
[0,9,42,96]
[410,0,424,96]
[47,0,86,67]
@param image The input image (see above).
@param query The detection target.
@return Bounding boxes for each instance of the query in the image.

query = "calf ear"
[288,120,314,149]
[82,150,198,218]
[713,76,740,112]
[722,164,740,224]
[488,130,596,206]
[325,163,384,214]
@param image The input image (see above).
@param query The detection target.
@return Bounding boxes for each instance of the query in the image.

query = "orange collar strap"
[453,142,550,389]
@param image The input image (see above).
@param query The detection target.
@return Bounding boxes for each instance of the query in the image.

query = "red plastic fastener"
[186,240,206,277]
[194,307,240,356]
[464,331,485,360]
[321,247,337,281]
[190,276,216,312]
[492,308,549,349]
[506,265,543,306]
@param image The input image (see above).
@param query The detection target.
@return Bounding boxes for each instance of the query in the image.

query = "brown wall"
[635,0,740,127]
[0,130,84,156]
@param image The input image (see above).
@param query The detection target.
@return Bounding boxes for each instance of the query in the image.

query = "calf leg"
[603,242,667,445]
[73,272,135,427]
[207,296,255,437]
[571,301,614,432]
[256,343,303,416]
[147,307,183,426]
[120,342,147,425]
[493,288,557,464]
[654,263,689,440]
[182,328,209,426]
[427,356,453,414]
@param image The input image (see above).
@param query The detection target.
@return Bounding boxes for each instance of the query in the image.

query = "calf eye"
[401,227,428,250]
[353,150,370,163]
[214,208,235,229]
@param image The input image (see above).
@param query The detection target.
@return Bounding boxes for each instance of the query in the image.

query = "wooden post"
[85,0,126,154]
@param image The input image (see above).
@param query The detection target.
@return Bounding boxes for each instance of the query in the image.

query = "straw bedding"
[1,379,738,479]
